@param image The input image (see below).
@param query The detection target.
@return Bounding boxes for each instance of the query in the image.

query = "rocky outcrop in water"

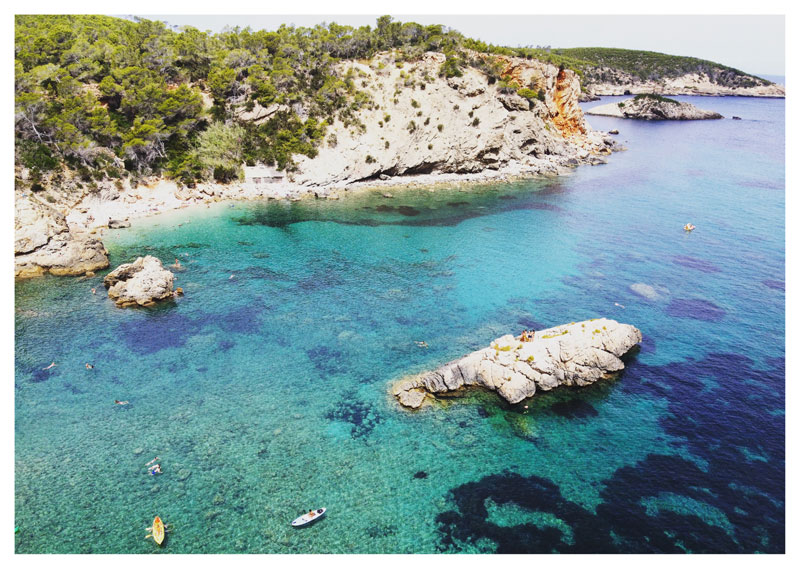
[103,256,175,307]
[14,195,109,278]
[393,318,642,408]
[586,96,723,120]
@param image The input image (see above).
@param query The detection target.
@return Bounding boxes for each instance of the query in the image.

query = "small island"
[393,318,642,408]
[586,94,723,120]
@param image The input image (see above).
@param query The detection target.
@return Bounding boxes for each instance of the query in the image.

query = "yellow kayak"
[146,516,165,546]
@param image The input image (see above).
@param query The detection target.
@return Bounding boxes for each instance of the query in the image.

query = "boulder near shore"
[392,318,642,409]
[103,256,175,308]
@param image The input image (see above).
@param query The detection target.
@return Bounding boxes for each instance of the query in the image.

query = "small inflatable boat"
[146,516,165,545]
[291,508,326,527]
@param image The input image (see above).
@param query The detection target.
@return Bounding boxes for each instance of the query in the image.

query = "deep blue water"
[15,95,784,553]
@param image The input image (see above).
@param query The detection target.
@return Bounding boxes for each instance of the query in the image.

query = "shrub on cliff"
[439,51,464,78]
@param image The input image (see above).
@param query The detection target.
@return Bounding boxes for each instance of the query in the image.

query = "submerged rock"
[392,318,641,408]
[586,95,723,120]
[630,282,667,301]
[103,256,174,308]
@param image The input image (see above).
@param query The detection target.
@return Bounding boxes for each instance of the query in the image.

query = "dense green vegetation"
[13,15,495,186]
[551,47,771,88]
[15,14,601,188]
[15,15,772,189]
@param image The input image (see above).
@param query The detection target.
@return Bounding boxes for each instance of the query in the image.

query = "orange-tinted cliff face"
[551,68,587,140]
[488,54,589,142]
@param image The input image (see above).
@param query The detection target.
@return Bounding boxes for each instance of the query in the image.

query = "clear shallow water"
[15,95,784,553]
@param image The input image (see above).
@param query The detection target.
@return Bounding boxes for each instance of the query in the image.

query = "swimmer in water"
[114,400,129,405]
[42,362,56,370]
[85,363,94,369]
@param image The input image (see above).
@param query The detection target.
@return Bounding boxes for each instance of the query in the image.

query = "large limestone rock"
[290,51,612,188]
[586,96,723,120]
[103,256,174,308]
[15,195,68,254]
[393,318,642,409]
[15,195,109,278]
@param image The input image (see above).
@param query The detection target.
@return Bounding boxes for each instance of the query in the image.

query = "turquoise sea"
[15,95,784,553]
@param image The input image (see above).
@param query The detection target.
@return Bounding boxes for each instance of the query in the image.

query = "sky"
[136,14,786,77]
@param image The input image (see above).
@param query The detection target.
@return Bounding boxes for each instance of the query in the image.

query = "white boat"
[291,508,326,527]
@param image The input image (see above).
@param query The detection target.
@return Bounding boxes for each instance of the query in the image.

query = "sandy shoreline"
[16,147,615,279]
[64,158,604,236]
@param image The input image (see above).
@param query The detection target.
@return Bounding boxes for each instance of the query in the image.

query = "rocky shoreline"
[583,72,785,99]
[14,147,617,280]
[14,195,109,278]
[15,50,622,279]
[393,318,642,409]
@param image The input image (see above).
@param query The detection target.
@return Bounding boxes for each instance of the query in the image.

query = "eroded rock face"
[15,195,109,278]
[15,196,68,254]
[103,256,174,308]
[586,97,723,120]
[291,51,611,188]
[392,318,642,409]
[16,234,110,278]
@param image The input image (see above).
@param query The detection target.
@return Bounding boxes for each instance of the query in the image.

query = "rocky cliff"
[15,194,109,278]
[586,95,723,120]
[292,51,613,188]
[393,318,642,409]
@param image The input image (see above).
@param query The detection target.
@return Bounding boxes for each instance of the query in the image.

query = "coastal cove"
[14,94,784,553]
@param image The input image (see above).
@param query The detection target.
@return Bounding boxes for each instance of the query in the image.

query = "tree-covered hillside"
[15,15,772,192]
[14,14,544,188]
[550,47,771,88]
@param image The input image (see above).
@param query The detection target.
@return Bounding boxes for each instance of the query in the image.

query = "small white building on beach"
[244,165,284,187]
